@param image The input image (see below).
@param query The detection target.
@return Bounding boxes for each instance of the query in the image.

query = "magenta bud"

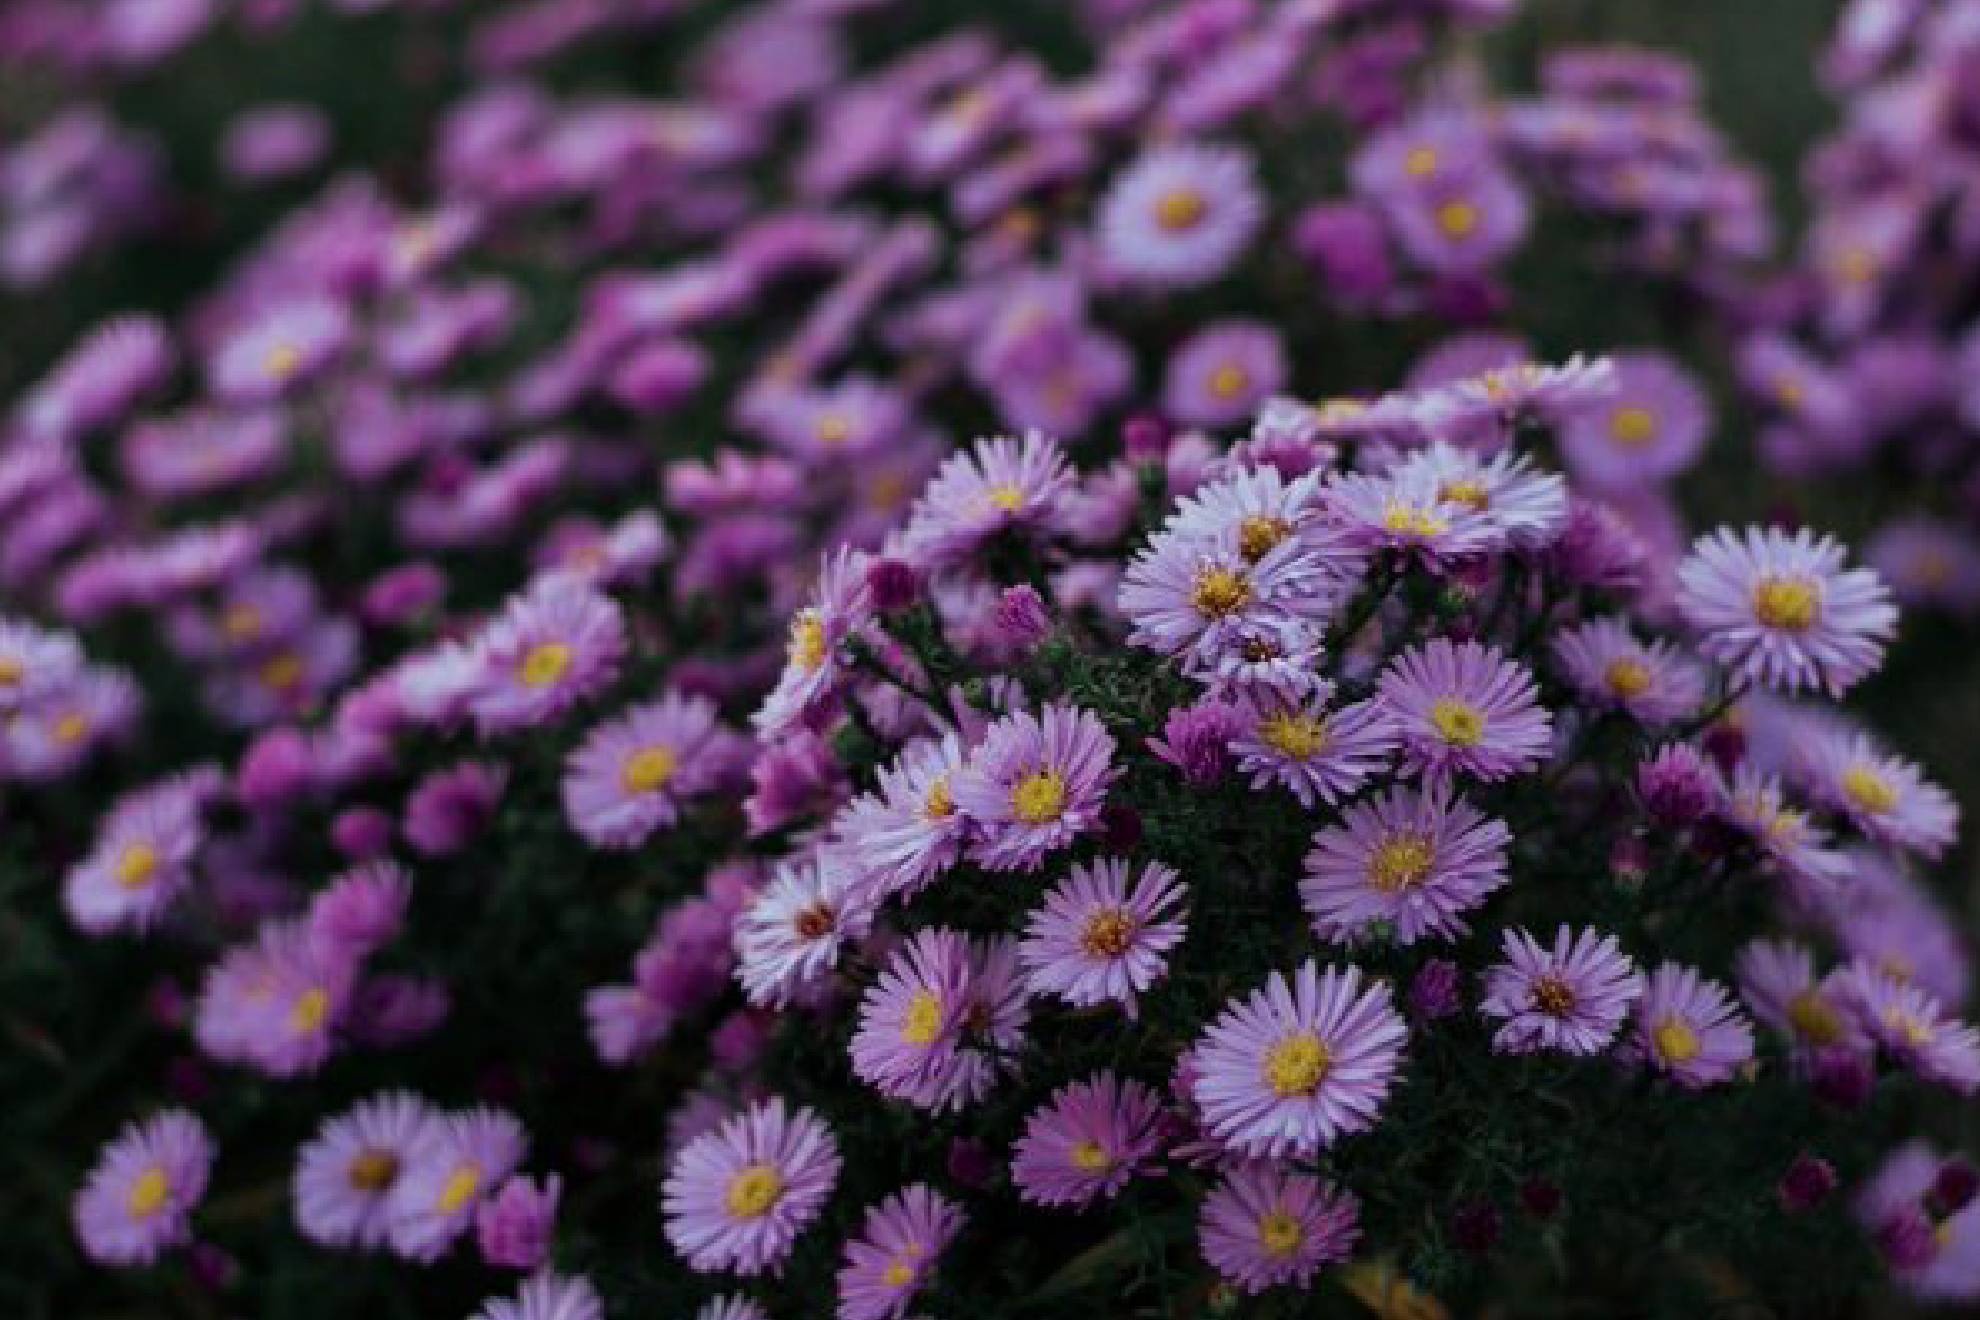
[1123,412,1171,463]
[361,561,446,627]
[865,557,920,613]
[236,727,313,810]
[1778,1153,1837,1212]
[330,806,396,860]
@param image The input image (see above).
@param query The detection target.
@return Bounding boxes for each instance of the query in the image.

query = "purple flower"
[1635,743,1725,826]
[754,546,874,738]
[952,702,1118,873]
[831,733,970,905]
[305,860,410,959]
[1164,320,1287,429]
[470,577,627,734]
[849,929,1026,1113]
[1388,442,1568,550]
[1011,1071,1167,1209]
[1231,691,1399,809]
[476,1174,562,1271]
[1628,962,1755,1089]
[1481,926,1643,1055]
[1799,728,1958,859]
[1834,963,1980,1095]
[1408,959,1464,1021]
[471,1272,603,1320]
[1198,1164,1361,1295]
[1552,618,1706,726]
[403,760,507,857]
[1097,142,1262,288]
[1147,698,1245,785]
[1300,781,1512,945]
[73,1109,213,1266]
[898,432,1077,572]
[662,1098,841,1277]
[1557,351,1711,491]
[562,691,729,848]
[834,1184,963,1320]
[1018,858,1188,1017]
[1377,638,1553,785]
[207,295,351,404]
[734,852,874,1009]
[1856,1143,1980,1302]
[385,1107,528,1263]
[293,1092,438,1250]
[64,774,207,934]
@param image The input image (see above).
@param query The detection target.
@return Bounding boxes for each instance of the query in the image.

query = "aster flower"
[1798,729,1958,858]
[0,663,139,782]
[385,1108,528,1263]
[471,1272,603,1320]
[477,1175,562,1271]
[1734,939,1866,1060]
[1834,963,1980,1095]
[1017,858,1188,1017]
[207,295,352,403]
[0,615,82,711]
[754,546,874,737]
[470,576,627,734]
[562,691,730,848]
[73,1109,212,1267]
[1189,960,1408,1159]
[1629,962,1755,1089]
[1388,441,1568,550]
[1676,525,1896,696]
[1551,618,1707,726]
[1377,638,1553,785]
[293,1092,439,1250]
[1097,141,1262,288]
[835,1184,964,1320]
[849,928,981,1111]
[1164,320,1287,429]
[63,775,206,934]
[951,702,1118,873]
[1231,691,1398,809]
[1326,463,1499,564]
[897,432,1076,573]
[1120,525,1348,670]
[1010,1072,1167,1209]
[1147,697,1246,785]
[1557,351,1711,491]
[830,733,970,905]
[1727,765,1850,894]
[1198,1165,1361,1295]
[1300,781,1512,945]
[734,852,875,1009]
[663,1098,841,1277]
[1481,926,1643,1055]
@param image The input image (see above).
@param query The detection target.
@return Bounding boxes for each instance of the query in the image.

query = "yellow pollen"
[1884,1008,1934,1050]
[1078,907,1136,958]
[1404,145,1439,178]
[1609,406,1658,448]
[1787,990,1844,1046]
[260,652,305,692]
[54,711,89,744]
[815,413,852,447]
[1011,770,1068,825]
[1775,378,1805,411]
[1532,976,1577,1017]
[1263,1032,1331,1098]
[901,990,945,1046]
[1259,1209,1305,1258]
[789,613,828,673]
[1260,709,1329,762]
[347,1149,399,1192]
[985,482,1024,513]
[127,1167,170,1220]
[621,745,679,794]
[882,1259,917,1289]
[0,656,23,687]
[1752,576,1819,631]
[1436,199,1480,239]
[518,642,572,689]
[923,776,955,820]
[221,603,264,642]
[1653,1017,1701,1065]
[263,341,302,380]
[1834,245,1877,286]
[1209,364,1250,400]
[1380,501,1448,539]
[1191,566,1253,619]
[1154,187,1207,231]
[437,1163,482,1214]
[793,902,835,942]
[1604,657,1652,700]
[1428,698,1485,747]
[1238,515,1290,562]
[1070,1140,1114,1173]
[1438,478,1490,511]
[1369,833,1436,893]
[290,987,331,1035]
[724,1164,784,1219]
[1841,765,1897,815]
[114,842,160,890]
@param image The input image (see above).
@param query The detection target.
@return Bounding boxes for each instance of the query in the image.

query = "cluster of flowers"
[0,106,161,290]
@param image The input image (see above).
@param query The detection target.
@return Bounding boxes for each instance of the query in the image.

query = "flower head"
[385,1108,528,1263]
[1098,142,1262,288]
[73,1109,213,1266]
[563,691,729,848]
[1011,1071,1168,1210]
[1198,1165,1361,1295]
[835,1184,963,1320]
[470,577,627,734]
[1629,962,1754,1088]
[1018,858,1188,1018]
[1481,926,1642,1055]
[1301,781,1512,945]
[1377,638,1553,785]
[952,703,1118,873]
[293,1092,439,1250]
[662,1098,841,1276]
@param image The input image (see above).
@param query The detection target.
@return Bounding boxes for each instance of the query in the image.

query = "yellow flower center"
[1436,199,1480,239]
[1078,907,1136,958]
[1260,709,1329,762]
[1604,657,1652,700]
[789,613,828,673]
[114,842,160,890]
[221,603,263,642]
[263,341,302,380]
[347,1149,400,1192]
[1437,478,1490,512]
[724,1164,784,1220]
[437,1163,482,1214]
[1263,1032,1331,1098]
[1154,188,1207,231]
[1751,576,1819,631]
[1653,1016,1700,1065]
[621,745,678,794]
[901,990,946,1046]
[1883,1008,1935,1050]
[1191,566,1253,619]
[815,413,852,447]
[127,1167,170,1220]
[985,482,1024,513]
[260,652,305,692]
[1841,765,1897,815]
[1237,515,1290,562]
[1070,1140,1114,1173]
[1259,1209,1304,1258]
[1532,976,1577,1017]
[0,656,22,687]
[1609,406,1658,448]
[1428,698,1485,747]
[1369,833,1436,893]
[290,987,331,1035]
[1209,364,1250,400]
[54,711,89,744]
[882,1259,917,1289]
[1834,245,1877,286]
[517,642,572,689]
[1404,145,1439,178]
[923,776,955,820]
[1787,990,1844,1046]
[1011,770,1068,825]
[1380,501,1448,539]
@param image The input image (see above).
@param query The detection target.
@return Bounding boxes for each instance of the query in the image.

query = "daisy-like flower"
[1198,1165,1361,1295]
[1189,961,1408,1159]
[831,733,970,906]
[849,928,979,1111]
[835,1184,964,1320]
[385,1108,527,1263]
[0,615,82,712]
[1387,441,1568,550]
[1629,962,1755,1089]
[1551,617,1707,726]
[1727,765,1850,894]
[63,775,207,934]
[1557,351,1711,491]
[471,1272,604,1320]
[0,663,139,782]
[1734,939,1866,1060]
[1010,1071,1167,1209]
[72,1109,213,1267]
[1300,782,1511,946]
[1230,691,1398,808]
[1834,963,1980,1095]
[1163,320,1287,429]
[1018,858,1188,1017]
[207,295,352,404]
[1120,524,1345,669]
[1676,525,1896,696]
[735,852,875,1009]
[1799,729,1958,858]
[1480,926,1642,1055]
[898,432,1076,573]
[662,1098,842,1277]
[1377,638,1553,785]
[1097,141,1262,288]
[293,1093,439,1250]
[469,576,627,735]
[754,546,874,737]
[1326,463,1499,564]
[562,690,729,848]
[952,702,1118,873]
